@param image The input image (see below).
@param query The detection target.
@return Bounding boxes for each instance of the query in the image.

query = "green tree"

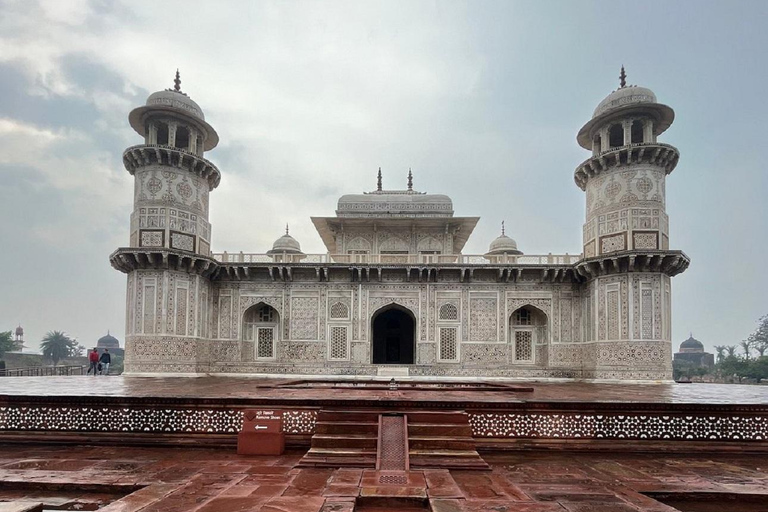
[673,359,708,381]
[72,344,86,357]
[725,345,738,358]
[40,331,77,366]
[741,339,754,360]
[719,355,747,382]
[714,345,726,363]
[746,356,768,383]
[748,315,768,357]
[0,331,13,359]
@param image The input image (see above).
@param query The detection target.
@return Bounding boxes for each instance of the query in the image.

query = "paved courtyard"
[0,444,768,511]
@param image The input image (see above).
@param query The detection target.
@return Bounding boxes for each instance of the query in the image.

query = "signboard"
[238,409,285,456]
[243,409,283,433]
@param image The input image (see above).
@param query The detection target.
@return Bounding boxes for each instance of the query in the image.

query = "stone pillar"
[644,119,655,143]
[623,119,632,145]
[600,127,609,152]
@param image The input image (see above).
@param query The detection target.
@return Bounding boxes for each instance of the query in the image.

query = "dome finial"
[377,167,382,191]
[174,69,182,92]
[501,220,505,236]
[407,168,413,191]
[285,223,289,235]
[619,65,627,89]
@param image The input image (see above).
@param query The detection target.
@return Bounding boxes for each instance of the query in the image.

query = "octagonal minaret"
[575,67,679,257]
[111,72,221,375]
[572,68,689,381]
[123,70,220,256]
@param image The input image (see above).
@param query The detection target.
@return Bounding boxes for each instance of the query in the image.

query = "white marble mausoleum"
[111,69,689,380]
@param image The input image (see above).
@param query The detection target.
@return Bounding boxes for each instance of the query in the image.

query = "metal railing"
[211,252,582,265]
[0,365,87,377]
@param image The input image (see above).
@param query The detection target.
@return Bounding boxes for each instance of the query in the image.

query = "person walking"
[99,349,111,376]
[87,348,99,376]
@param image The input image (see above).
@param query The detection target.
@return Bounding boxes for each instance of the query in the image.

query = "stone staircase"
[297,409,380,468]
[297,409,488,471]
[406,411,489,471]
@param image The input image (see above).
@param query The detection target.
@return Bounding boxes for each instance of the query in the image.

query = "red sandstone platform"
[1,377,767,453]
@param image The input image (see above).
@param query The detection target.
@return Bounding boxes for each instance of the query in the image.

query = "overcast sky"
[1,0,766,354]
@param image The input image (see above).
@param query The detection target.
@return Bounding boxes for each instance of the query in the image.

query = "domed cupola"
[679,334,704,353]
[576,66,675,154]
[15,325,23,336]
[128,70,219,152]
[268,225,305,256]
[485,222,522,261]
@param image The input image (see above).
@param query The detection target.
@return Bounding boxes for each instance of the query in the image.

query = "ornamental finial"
[377,167,382,191]
[407,168,413,191]
[174,69,182,92]
[285,223,289,235]
[501,220,505,236]
[619,65,626,88]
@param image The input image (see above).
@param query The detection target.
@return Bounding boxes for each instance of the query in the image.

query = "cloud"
[1,0,767,354]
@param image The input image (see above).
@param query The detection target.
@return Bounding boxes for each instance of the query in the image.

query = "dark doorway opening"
[372,307,415,364]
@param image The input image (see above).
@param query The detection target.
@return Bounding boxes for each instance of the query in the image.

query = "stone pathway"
[0,444,768,510]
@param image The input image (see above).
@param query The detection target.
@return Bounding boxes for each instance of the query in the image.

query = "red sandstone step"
[408,436,475,451]
[315,422,379,435]
[406,423,473,437]
[312,434,378,449]
[316,410,382,422]
[404,411,469,423]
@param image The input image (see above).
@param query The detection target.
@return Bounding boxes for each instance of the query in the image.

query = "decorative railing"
[0,365,87,377]
[211,252,582,265]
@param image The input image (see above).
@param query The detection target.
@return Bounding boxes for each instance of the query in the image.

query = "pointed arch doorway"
[372,305,415,364]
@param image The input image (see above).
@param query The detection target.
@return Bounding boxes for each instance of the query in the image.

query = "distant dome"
[97,332,120,349]
[267,228,303,255]
[593,86,657,118]
[679,335,704,353]
[15,325,23,336]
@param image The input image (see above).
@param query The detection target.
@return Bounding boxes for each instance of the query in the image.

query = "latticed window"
[514,308,531,326]
[257,327,275,358]
[439,303,458,321]
[258,305,275,322]
[514,330,533,362]
[439,327,458,362]
[329,301,349,320]
[329,326,348,360]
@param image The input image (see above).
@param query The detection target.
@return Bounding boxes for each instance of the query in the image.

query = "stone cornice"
[109,248,218,277]
[122,144,221,190]
[574,250,690,280]
[110,248,689,283]
[574,142,680,190]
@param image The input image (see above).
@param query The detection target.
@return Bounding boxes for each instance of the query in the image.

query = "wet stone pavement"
[0,444,768,511]
[2,376,768,405]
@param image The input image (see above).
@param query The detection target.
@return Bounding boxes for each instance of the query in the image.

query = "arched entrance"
[372,305,415,364]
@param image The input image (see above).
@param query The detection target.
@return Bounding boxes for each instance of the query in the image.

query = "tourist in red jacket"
[87,348,99,376]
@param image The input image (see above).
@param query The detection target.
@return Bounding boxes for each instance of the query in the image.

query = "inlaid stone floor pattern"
[1,445,768,511]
